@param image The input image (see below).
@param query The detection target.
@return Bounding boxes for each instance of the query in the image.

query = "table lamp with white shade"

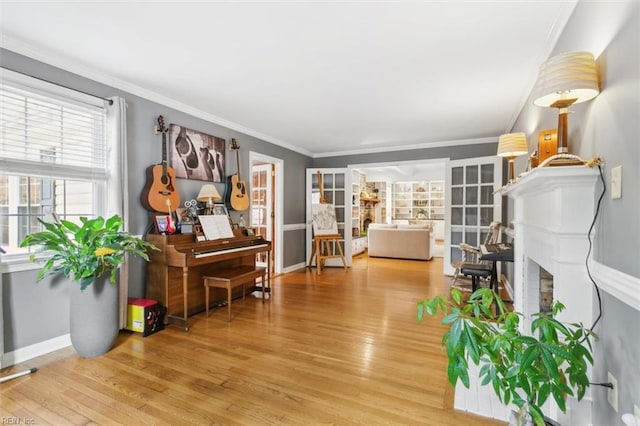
[532,51,600,166]
[197,184,221,214]
[497,132,529,183]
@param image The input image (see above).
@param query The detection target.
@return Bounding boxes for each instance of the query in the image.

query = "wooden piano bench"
[203,265,267,322]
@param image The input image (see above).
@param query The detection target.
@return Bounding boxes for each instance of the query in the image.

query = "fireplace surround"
[454,165,600,424]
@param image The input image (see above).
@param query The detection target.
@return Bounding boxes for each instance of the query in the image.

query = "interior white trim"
[591,260,640,312]
[283,262,306,274]
[2,334,71,367]
[1,66,106,108]
[0,257,40,273]
[249,151,284,275]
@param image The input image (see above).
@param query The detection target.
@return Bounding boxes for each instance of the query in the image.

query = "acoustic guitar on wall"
[225,138,249,211]
[141,115,181,213]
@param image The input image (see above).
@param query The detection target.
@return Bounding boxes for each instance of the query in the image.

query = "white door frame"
[306,168,352,267]
[250,163,273,269]
[249,151,283,275]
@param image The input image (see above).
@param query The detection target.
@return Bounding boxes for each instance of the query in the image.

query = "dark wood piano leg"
[266,251,271,300]
[165,266,190,331]
[182,267,189,331]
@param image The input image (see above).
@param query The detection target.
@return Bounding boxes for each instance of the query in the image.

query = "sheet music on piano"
[198,215,234,240]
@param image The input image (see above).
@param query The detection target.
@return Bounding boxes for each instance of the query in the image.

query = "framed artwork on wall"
[169,124,226,182]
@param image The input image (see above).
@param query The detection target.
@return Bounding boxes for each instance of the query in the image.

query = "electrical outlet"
[611,165,622,199]
[608,372,618,412]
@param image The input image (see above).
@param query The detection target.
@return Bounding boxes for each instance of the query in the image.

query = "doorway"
[249,152,283,276]
[348,158,447,264]
[305,168,353,267]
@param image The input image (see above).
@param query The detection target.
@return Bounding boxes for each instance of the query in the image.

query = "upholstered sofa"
[367,224,433,260]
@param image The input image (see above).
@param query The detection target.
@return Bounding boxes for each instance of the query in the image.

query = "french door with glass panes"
[444,156,502,276]
[306,168,352,267]
[251,164,273,268]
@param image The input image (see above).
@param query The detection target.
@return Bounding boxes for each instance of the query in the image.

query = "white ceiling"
[0,1,577,157]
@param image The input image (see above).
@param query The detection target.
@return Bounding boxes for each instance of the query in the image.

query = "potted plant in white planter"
[417,288,596,426]
[21,213,157,358]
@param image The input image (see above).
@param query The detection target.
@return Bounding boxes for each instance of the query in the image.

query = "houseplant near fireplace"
[417,288,596,426]
[21,213,156,357]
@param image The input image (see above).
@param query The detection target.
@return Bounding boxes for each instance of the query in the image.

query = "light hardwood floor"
[0,255,504,425]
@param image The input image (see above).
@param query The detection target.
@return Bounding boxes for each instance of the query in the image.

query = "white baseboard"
[283,262,306,274]
[2,334,71,367]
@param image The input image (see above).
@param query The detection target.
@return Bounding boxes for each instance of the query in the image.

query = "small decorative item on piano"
[194,223,206,242]
[154,215,169,234]
[212,203,229,217]
[179,199,198,234]
[152,213,176,234]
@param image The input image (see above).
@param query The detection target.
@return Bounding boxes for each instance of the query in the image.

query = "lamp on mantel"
[197,184,221,214]
[533,51,600,166]
[497,132,529,183]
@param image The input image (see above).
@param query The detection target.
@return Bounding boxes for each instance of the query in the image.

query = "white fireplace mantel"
[504,165,600,425]
[454,166,601,424]
[503,165,600,326]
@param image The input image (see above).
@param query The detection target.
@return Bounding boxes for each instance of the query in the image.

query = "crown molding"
[0,35,314,157]
[313,136,497,158]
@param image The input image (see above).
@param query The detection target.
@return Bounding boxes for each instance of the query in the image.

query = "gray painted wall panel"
[312,142,498,168]
[508,2,639,425]
[283,229,307,268]
[2,270,70,352]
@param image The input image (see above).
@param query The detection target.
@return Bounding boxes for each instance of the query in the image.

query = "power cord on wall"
[585,162,606,334]
[584,161,611,389]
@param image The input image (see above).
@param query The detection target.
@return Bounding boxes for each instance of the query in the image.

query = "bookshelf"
[392,180,444,220]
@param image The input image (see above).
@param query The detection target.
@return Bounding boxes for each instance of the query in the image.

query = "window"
[0,68,108,258]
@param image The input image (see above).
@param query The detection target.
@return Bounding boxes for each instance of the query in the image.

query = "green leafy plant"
[417,288,596,426]
[21,213,157,290]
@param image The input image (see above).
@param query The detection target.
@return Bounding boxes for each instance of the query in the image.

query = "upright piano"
[145,232,271,330]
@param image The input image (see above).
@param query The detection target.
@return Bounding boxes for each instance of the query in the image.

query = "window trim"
[1,67,106,109]
[0,68,110,266]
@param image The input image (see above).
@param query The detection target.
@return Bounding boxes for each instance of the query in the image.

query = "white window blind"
[0,68,107,180]
[0,68,109,258]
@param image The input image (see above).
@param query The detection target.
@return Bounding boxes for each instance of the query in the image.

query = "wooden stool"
[308,234,347,275]
[203,265,267,321]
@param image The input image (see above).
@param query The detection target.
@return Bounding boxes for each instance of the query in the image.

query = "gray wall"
[508,2,639,425]
[1,48,312,352]
[312,142,498,168]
